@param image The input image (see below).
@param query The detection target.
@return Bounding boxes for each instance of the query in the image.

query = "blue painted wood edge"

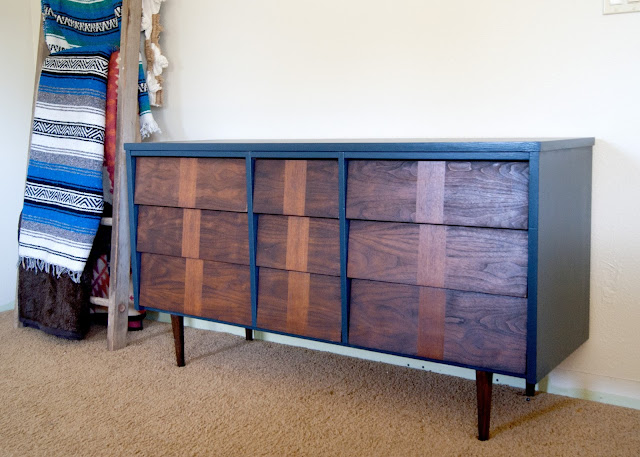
[127,149,531,161]
[246,158,258,328]
[126,150,142,312]
[125,138,595,153]
[526,151,540,384]
[338,154,349,343]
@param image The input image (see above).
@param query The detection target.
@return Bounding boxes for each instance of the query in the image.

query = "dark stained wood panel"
[444,161,529,230]
[253,160,339,218]
[349,280,424,356]
[252,160,285,215]
[257,268,341,342]
[305,160,340,218]
[256,215,340,276]
[348,279,526,373]
[346,160,529,229]
[136,206,249,265]
[195,158,247,211]
[135,157,181,207]
[199,210,249,265]
[134,157,247,212]
[347,220,528,297]
[139,253,185,314]
[139,253,251,325]
[137,205,185,257]
[201,260,251,325]
[444,289,527,374]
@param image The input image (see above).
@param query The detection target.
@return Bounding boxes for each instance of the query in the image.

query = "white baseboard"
[0,302,14,313]
[122,311,640,411]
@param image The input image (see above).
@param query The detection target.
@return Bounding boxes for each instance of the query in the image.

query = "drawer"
[134,157,247,212]
[347,220,528,297]
[257,267,341,342]
[346,160,529,229]
[256,215,340,276]
[253,159,339,218]
[137,206,249,265]
[139,253,251,326]
[348,279,526,374]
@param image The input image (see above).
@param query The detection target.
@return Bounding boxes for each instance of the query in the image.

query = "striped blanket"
[19,0,159,282]
[19,46,111,280]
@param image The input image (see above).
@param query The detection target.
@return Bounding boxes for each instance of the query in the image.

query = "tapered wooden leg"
[245,328,253,341]
[476,370,493,441]
[525,382,536,397]
[171,315,185,367]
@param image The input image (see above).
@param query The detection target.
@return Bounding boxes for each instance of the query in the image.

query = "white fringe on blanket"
[20,257,83,283]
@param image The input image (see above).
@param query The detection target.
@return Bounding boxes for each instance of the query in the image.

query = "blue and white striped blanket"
[19,0,159,281]
[19,46,111,280]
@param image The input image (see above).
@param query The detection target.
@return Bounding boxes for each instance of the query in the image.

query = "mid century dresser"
[126,139,593,440]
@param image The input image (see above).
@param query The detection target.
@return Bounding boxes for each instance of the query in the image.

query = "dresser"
[126,139,593,440]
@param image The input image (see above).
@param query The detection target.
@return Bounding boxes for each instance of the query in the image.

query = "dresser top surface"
[126,138,594,154]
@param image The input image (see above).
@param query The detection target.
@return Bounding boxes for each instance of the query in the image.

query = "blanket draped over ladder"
[18,0,159,339]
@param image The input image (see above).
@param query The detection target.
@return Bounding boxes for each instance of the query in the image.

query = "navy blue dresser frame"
[126,138,593,440]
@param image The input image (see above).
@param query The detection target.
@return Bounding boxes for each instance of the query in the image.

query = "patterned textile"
[42,0,159,138]
[42,0,123,52]
[20,1,159,281]
[138,61,159,138]
[19,46,111,280]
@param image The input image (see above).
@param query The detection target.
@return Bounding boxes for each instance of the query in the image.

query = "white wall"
[5,0,639,406]
[0,0,38,309]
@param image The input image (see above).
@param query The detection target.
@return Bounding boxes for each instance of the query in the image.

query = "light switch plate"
[604,0,640,14]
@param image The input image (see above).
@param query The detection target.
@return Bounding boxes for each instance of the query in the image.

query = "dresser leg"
[245,328,253,341]
[476,370,493,441]
[171,315,185,367]
[525,382,536,397]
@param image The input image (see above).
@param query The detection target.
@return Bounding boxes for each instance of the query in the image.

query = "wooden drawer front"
[139,253,251,325]
[256,215,340,276]
[348,280,526,374]
[346,160,529,229]
[134,157,247,212]
[347,220,528,297]
[253,159,339,218]
[257,268,341,342]
[137,206,249,265]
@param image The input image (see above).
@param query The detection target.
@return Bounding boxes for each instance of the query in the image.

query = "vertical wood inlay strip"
[178,158,198,208]
[416,161,446,224]
[286,271,311,335]
[417,287,446,360]
[285,216,310,272]
[181,209,201,259]
[184,258,204,317]
[283,160,307,216]
[417,224,447,288]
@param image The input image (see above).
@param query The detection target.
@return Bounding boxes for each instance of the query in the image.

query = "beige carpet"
[1,311,638,457]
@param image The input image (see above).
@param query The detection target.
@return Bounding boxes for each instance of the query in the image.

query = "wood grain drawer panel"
[139,253,251,325]
[136,206,249,265]
[256,215,340,276]
[347,220,528,297]
[253,159,339,217]
[134,157,247,212]
[348,279,526,374]
[257,267,341,342]
[346,160,529,229]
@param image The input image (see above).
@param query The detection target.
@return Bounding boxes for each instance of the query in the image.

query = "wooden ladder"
[15,0,143,351]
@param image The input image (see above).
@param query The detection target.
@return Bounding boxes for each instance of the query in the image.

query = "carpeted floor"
[1,310,639,457]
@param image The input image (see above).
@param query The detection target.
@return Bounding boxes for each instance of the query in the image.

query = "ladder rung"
[90,296,111,307]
